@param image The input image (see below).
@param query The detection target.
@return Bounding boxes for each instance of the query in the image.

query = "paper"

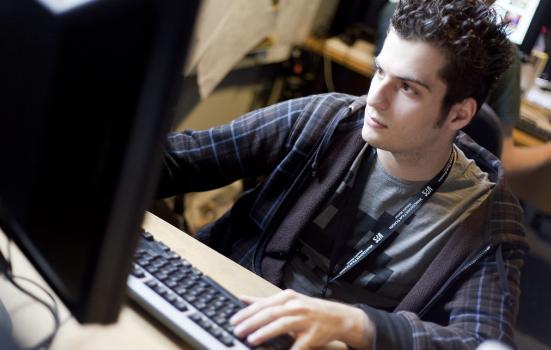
[186,0,322,99]
[274,0,322,45]
[525,86,551,111]
[188,0,275,98]
[184,0,235,75]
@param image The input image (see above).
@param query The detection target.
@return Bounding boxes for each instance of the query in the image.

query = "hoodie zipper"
[251,104,355,275]
[251,153,316,275]
[418,244,494,318]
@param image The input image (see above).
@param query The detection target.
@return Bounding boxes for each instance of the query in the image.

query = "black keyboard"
[516,116,551,141]
[517,106,551,142]
[127,231,293,350]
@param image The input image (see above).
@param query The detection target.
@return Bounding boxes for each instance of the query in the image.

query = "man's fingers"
[245,316,302,346]
[231,289,298,325]
[233,302,302,338]
[290,333,315,350]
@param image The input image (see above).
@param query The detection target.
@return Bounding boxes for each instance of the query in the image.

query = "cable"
[3,241,61,350]
[323,54,336,92]
[8,275,60,350]
[10,275,59,320]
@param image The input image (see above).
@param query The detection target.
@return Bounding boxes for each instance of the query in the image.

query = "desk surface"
[0,213,346,350]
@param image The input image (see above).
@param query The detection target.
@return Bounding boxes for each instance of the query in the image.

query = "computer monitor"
[494,0,549,54]
[0,0,199,324]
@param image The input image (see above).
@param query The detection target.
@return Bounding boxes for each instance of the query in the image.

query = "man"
[157,0,527,348]
[377,0,551,176]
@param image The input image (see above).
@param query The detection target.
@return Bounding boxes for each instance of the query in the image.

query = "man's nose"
[366,78,390,111]
[367,88,389,110]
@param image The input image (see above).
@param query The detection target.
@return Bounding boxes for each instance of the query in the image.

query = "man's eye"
[401,82,414,93]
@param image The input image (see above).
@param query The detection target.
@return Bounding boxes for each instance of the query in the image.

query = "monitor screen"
[0,0,199,323]
[494,0,548,54]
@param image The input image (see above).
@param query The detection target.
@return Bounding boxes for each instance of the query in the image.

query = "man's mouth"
[365,107,388,129]
[367,115,388,129]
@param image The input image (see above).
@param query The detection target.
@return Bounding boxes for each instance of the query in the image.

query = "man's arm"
[229,246,524,350]
[370,246,524,349]
[500,125,551,175]
[156,96,313,198]
[484,47,551,175]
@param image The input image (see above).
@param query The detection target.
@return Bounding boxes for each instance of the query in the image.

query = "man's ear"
[447,97,477,131]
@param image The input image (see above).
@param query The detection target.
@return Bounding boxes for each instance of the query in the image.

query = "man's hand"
[229,289,374,350]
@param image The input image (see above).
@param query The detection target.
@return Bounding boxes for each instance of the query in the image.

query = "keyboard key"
[136,258,149,267]
[194,301,207,310]
[209,326,222,338]
[189,313,202,322]
[220,334,234,347]
[165,251,181,260]
[145,279,158,288]
[213,316,227,326]
[142,230,154,241]
[154,271,169,281]
[159,265,175,274]
[130,266,145,278]
[163,292,177,303]
[146,266,159,274]
[175,286,188,296]
[173,300,188,312]
[184,294,197,303]
[204,309,216,318]
[165,279,178,288]
[156,241,170,251]
[171,271,187,282]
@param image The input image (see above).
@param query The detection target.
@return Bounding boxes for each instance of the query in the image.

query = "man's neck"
[376,144,454,182]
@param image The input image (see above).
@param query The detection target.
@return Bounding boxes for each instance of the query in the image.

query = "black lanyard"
[329,147,456,282]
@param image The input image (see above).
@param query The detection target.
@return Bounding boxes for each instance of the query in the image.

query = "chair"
[462,103,504,158]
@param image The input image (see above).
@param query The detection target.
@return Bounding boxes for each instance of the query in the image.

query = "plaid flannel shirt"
[158,93,528,349]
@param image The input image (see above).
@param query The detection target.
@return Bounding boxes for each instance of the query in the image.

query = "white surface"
[525,86,551,111]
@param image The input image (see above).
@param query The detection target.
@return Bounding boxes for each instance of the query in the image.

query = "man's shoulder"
[284,93,364,132]
[287,92,361,111]
[454,133,527,247]
[454,132,501,182]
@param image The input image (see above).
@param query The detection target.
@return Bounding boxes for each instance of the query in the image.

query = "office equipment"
[516,116,551,141]
[0,0,199,325]
[535,25,551,88]
[516,101,551,141]
[494,0,550,54]
[2,213,349,349]
[128,230,293,350]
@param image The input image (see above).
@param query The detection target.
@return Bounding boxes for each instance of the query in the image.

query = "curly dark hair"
[391,0,513,116]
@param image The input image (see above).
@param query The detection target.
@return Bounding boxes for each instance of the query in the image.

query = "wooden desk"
[303,36,375,77]
[0,213,346,350]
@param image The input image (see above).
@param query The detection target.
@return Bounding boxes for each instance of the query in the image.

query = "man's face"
[362,30,453,155]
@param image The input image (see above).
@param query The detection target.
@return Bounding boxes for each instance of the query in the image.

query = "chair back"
[462,103,503,157]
